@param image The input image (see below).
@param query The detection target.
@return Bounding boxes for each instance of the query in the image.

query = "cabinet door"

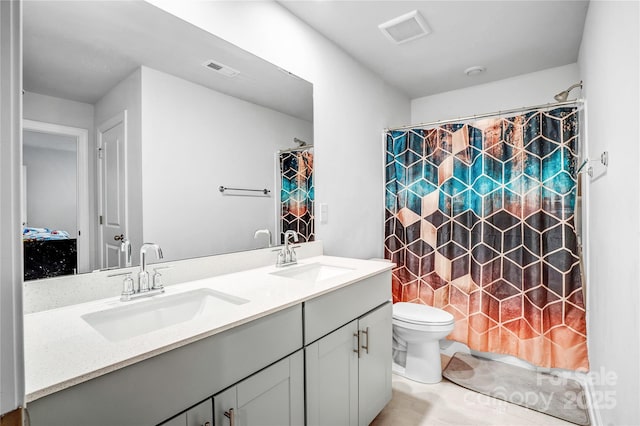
[158,399,212,426]
[306,320,359,426]
[214,351,304,426]
[358,302,392,426]
[186,399,213,426]
[158,413,185,426]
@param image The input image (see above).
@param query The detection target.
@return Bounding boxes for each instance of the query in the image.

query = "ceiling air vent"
[378,10,431,44]
[202,60,239,77]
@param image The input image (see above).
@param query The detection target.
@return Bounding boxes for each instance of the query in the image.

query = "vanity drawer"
[304,270,391,345]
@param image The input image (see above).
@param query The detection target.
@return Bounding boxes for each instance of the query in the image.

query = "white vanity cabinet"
[213,351,304,426]
[26,266,393,426]
[27,305,303,426]
[305,303,392,426]
[304,271,392,426]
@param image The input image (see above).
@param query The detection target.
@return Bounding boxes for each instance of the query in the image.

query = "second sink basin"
[82,288,249,342]
[270,263,353,282]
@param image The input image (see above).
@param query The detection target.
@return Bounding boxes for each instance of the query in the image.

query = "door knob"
[114,234,124,241]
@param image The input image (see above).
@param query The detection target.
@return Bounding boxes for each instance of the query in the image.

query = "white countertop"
[24,255,392,402]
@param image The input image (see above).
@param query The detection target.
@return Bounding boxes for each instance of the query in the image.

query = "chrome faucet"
[254,228,273,247]
[139,243,163,292]
[111,242,166,301]
[274,230,299,267]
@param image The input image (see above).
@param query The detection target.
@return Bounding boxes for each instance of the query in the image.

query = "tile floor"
[371,356,574,426]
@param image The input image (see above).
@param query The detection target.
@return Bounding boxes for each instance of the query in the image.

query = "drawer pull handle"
[361,327,370,354]
[353,332,361,358]
[224,408,235,426]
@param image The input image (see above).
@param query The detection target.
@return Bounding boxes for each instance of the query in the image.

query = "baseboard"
[582,373,603,426]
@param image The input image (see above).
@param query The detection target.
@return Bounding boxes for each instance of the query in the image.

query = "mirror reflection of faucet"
[254,229,272,248]
[274,230,300,267]
[119,237,132,267]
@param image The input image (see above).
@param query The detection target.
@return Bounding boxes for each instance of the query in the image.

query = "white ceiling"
[23,1,313,122]
[279,0,589,99]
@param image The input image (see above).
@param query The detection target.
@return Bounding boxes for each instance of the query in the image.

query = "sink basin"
[82,288,249,342]
[270,263,353,282]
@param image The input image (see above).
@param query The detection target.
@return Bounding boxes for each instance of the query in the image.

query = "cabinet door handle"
[353,331,361,358]
[361,327,370,354]
[224,408,235,426]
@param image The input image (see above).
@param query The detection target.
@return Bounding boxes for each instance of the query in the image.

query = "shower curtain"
[280,149,315,244]
[384,107,588,370]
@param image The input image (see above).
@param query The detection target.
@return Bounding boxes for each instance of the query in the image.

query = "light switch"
[318,203,328,224]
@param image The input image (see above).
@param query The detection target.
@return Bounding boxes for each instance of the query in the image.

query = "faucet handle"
[272,248,286,266]
[289,245,300,263]
[151,270,164,291]
[151,265,172,290]
[120,273,135,300]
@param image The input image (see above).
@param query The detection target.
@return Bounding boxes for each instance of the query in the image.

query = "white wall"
[578,1,640,424]
[411,63,580,123]
[23,91,94,130]
[23,144,77,235]
[147,0,411,259]
[140,66,313,261]
[95,69,143,266]
[0,0,24,414]
[23,91,97,267]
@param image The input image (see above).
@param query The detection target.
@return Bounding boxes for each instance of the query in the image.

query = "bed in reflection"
[23,227,76,280]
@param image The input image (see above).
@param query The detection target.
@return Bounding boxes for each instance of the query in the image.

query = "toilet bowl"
[392,302,455,384]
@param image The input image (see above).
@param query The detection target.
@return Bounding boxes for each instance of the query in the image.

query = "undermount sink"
[270,263,353,283]
[82,288,249,342]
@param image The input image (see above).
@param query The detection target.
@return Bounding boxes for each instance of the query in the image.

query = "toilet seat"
[393,302,455,326]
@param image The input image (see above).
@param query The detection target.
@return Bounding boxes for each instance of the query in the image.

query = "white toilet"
[392,302,455,384]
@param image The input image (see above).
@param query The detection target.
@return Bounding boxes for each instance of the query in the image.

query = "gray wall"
[23,143,77,235]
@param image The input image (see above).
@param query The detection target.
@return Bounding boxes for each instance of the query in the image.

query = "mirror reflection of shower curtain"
[279,149,314,244]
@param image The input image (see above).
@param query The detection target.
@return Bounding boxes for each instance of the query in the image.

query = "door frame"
[97,110,128,269]
[22,119,90,273]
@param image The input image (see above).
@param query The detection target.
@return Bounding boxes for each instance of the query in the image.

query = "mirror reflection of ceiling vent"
[203,60,240,77]
[378,10,431,44]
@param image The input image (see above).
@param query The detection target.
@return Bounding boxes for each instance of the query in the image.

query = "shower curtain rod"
[385,99,584,132]
[278,144,314,154]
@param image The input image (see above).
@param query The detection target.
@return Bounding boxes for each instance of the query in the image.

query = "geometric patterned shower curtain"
[384,107,588,370]
[279,149,315,244]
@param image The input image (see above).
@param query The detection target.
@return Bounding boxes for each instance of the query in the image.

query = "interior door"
[98,112,127,269]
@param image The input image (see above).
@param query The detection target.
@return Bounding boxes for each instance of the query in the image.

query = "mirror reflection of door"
[21,120,90,280]
[98,112,128,270]
[22,130,78,279]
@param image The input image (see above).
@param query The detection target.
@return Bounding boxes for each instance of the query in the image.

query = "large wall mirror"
[22,1,314,281]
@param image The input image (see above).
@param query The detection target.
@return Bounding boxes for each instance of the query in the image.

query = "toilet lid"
[393,302,455,325]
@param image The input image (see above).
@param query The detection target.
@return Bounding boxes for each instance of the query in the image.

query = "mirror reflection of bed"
[22,129,78,280]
